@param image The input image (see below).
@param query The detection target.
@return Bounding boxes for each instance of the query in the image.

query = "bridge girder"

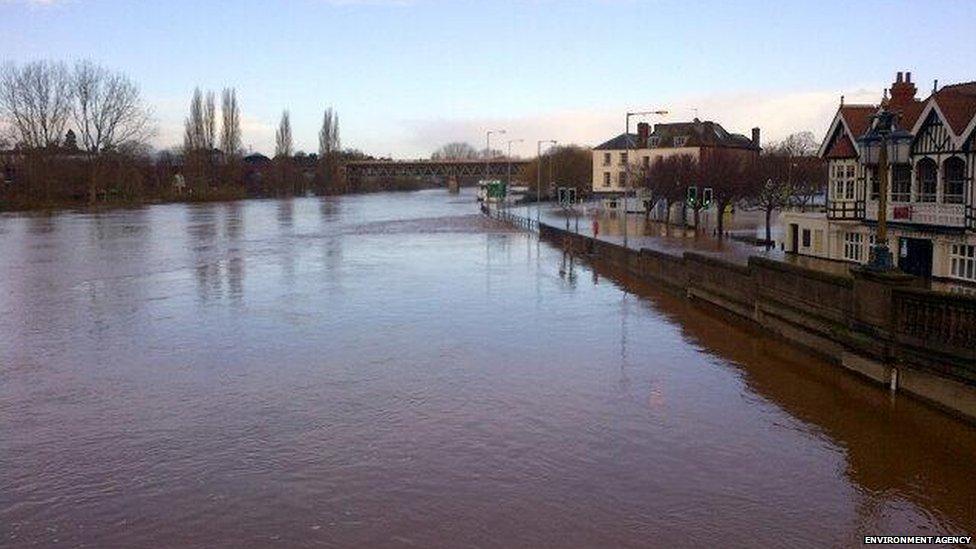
[341,159,531,180]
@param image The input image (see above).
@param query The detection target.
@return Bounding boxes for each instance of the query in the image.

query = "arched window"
[944,157,966,204]
[916,157,938,203]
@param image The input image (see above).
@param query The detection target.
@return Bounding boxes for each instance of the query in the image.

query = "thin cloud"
[382,85,883,159]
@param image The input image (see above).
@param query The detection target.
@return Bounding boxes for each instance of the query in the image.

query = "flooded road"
[1,189,974,547]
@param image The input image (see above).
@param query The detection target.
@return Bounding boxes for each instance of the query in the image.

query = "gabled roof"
[839,105,876,138]
[594,133,638,150]
[825,130,857,159]
[818,105,874,159]
[932,81,976,136]
[909,81,976,149]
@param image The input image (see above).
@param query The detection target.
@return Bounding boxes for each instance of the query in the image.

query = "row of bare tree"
[0,60,155,204]
[642,132,825,241]
[0,58,356,208]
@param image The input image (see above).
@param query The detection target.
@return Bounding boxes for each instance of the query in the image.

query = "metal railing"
[894,288,976,351]
[481,204,539,231]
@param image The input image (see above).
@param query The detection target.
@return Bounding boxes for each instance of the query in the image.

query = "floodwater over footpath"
[1,189,974,547]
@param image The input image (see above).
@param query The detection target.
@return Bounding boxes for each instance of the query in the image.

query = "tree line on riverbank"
[0,60,386,210]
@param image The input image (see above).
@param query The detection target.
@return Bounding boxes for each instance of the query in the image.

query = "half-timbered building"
[782,72,976,285]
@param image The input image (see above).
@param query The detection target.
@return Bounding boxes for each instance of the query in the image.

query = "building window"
[649,136,660,147]
[917,157,937,202]
[843,232,864,262]
[618,172,626,186]
[944,157,966,204]
[802,229,811,248]
[602,172,611,188]
[674,136,688,147]
[830,161,856,200]
[602,152,611,166]
[620,152,628,165]
[950,244,976,281]
[891,165,911,203]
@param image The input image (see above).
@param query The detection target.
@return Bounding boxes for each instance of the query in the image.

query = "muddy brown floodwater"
[1,189,974,548]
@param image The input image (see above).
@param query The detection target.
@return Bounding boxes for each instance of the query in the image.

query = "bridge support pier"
[447,176,460,194]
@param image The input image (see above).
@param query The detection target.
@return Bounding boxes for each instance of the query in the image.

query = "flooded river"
[1,189,974,547]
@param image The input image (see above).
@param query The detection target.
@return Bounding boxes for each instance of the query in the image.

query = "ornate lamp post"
[857,108,913,271]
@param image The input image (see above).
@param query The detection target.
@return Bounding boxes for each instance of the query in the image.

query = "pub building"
[782,71,976,285]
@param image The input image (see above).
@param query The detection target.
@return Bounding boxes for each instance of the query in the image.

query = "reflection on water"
[0,189,974,548]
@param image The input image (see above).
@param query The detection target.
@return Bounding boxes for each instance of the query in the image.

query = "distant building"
[781,71,976,284]
[591,119,761,196]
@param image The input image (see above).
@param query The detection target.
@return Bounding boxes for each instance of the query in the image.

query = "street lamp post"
[536,139,557,222]
[486,129,506,210]
[857,108,912,271]
[623,110,668,247]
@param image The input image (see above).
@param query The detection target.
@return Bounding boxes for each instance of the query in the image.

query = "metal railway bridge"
[341,158,531,187]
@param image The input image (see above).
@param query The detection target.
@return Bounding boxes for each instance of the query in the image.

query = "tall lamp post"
[857,108,912,271]
[486,129,505,208]
[623,110,668,247]
[536,139,557,222]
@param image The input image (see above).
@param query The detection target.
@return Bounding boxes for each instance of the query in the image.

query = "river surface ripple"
[1,189,974,548]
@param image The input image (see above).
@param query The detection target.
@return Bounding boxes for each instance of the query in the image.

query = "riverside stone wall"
[536,222,976,423]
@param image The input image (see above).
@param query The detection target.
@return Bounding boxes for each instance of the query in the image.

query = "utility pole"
[623,110,668,247]
[486,129,505,211]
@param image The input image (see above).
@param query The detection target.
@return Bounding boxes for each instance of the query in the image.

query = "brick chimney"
[637,122,650,148]
[751,127,761,149]
[890,70,917,108]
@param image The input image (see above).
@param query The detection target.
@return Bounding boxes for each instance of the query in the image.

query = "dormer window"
[674,136,688,147]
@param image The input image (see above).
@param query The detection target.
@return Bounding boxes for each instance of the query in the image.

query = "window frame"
[950,244,976,281]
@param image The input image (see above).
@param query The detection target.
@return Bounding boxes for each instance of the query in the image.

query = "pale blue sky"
[3,0,974,157]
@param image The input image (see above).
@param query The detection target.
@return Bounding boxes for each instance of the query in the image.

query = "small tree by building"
[700,149,754,239]
[645,154,697,228]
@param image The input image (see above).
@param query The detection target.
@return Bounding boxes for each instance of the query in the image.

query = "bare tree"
[645,154,697,228]
[318,107,340,157]
[183,88,205,152]
[431,142,479,160]
[749,153,792,246]
[317,107,340,190]
[275,110,292,158]
[774,131,819,157]
[71,60,155,202]
[0,60,73,149]
[203,91,217,151]
[220,88,241,157]
[519,145,592,197]
[700,149,755,239]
